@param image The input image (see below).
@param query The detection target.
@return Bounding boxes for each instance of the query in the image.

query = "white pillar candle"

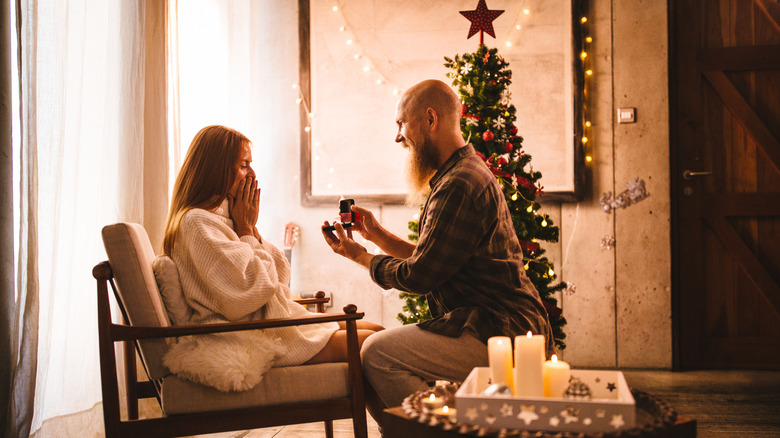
[513,331,544,397]
[543,354,571,398]
[487,336,514,390]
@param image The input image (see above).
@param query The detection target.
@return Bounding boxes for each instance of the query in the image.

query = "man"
[322,79,553,422]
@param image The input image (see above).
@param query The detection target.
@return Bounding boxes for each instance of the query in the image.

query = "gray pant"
[360,324,489,408]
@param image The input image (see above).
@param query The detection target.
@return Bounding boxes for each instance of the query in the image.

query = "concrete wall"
[254,0,671,369]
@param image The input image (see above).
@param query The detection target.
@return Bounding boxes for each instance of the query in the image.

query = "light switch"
[617,107,636,124]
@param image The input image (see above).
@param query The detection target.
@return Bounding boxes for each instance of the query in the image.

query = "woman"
[162,125,382,367]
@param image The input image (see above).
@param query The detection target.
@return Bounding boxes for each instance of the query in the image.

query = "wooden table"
[382,406,697,438]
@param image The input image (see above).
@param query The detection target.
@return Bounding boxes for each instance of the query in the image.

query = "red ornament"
[505,141,513,153]
[460,0,505,45]
[510,126,518,135]
[482,130,494,141]
[497,157,507,166]
[461,103,468,118]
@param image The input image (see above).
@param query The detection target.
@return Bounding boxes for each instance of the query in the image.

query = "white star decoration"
[560,408,579,424]
[516,405,539,426]
[610,414,625,429]
[466,117,479,126]
[499,403,513,417]
[492,116,505,129]
[463,83,474,96]
[465,407,479,422]
[461,63,473,74]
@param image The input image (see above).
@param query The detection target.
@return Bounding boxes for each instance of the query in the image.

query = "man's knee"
[360,328,387,369]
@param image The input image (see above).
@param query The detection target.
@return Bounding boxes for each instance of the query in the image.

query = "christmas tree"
[398,43,567,350]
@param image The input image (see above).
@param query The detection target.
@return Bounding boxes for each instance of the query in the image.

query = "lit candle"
[421,393,445,412]
[487,336,514,390]
[543,354,571,398]
[514,331,544,397]
[432,405,457,422]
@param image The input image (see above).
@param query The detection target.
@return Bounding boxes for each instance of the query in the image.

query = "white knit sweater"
[172,200,338,366]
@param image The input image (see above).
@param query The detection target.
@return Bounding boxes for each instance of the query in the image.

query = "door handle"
[682,170,714,180]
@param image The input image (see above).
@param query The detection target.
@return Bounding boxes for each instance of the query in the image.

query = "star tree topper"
[460,0,505,45]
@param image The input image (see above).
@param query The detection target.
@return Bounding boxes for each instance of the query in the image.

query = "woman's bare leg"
[305,329,378,364]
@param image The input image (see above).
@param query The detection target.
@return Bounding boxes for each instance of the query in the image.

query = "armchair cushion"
[163,330,286,392]
[151,255,193,326]
[160,362,350,414]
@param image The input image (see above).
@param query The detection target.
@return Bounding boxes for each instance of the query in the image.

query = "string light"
[526,205,533,213]
[579,8,593,167]
[541,219,547,227]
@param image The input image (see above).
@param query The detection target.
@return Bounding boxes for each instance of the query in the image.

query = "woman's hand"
[228,177,260,237]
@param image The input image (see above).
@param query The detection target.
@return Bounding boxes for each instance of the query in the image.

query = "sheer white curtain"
[173,0,257,156]
[10,1,167,436]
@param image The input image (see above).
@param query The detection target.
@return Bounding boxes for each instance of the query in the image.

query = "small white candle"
[421,393,445,412]
[514,331,544,397]
[487,336,514,390]
[543,354,571,398]
[432,405,456,422]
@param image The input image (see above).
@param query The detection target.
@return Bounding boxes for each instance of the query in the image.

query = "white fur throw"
[163,330,287,392]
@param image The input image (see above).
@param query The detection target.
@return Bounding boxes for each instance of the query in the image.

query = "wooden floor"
[623,370,780,438]
[188,370,780,437]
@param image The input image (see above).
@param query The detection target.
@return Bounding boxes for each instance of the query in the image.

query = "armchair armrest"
[110,305,363,342]
[293,291,330,313]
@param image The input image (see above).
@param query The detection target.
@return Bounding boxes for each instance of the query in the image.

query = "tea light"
[543,354,571,397]
[432,405,456,422]
[514,331,544,397]
[487,336,514,390]
[421,393,445,412]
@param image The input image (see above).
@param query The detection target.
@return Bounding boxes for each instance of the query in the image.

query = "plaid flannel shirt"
[370,145,553,355]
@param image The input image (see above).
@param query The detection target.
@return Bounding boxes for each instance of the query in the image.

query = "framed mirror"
[299,0,585,205]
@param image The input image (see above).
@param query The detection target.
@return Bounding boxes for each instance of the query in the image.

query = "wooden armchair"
[95,222,367,438]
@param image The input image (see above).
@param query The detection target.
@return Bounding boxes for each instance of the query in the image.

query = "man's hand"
[228,177,260,237]
[322,221,374,269]
[350,205,382,242]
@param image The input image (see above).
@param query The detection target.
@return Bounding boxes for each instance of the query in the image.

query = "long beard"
[404,135,438,206]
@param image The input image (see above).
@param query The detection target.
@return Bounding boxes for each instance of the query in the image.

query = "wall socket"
[617,107,636,124]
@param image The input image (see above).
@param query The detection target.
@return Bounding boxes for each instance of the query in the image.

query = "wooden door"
[671,0,780,369]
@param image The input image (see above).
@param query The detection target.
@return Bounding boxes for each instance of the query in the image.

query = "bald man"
[322,79,553,425]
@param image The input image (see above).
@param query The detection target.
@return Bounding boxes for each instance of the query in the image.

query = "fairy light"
[511,192,518,201]
[548,268,555,276]
[541,219,548,227]
[579,8,593,167]
[526,205,533,213]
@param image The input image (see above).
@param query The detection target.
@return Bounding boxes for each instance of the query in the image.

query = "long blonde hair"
[162,125,250,256]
